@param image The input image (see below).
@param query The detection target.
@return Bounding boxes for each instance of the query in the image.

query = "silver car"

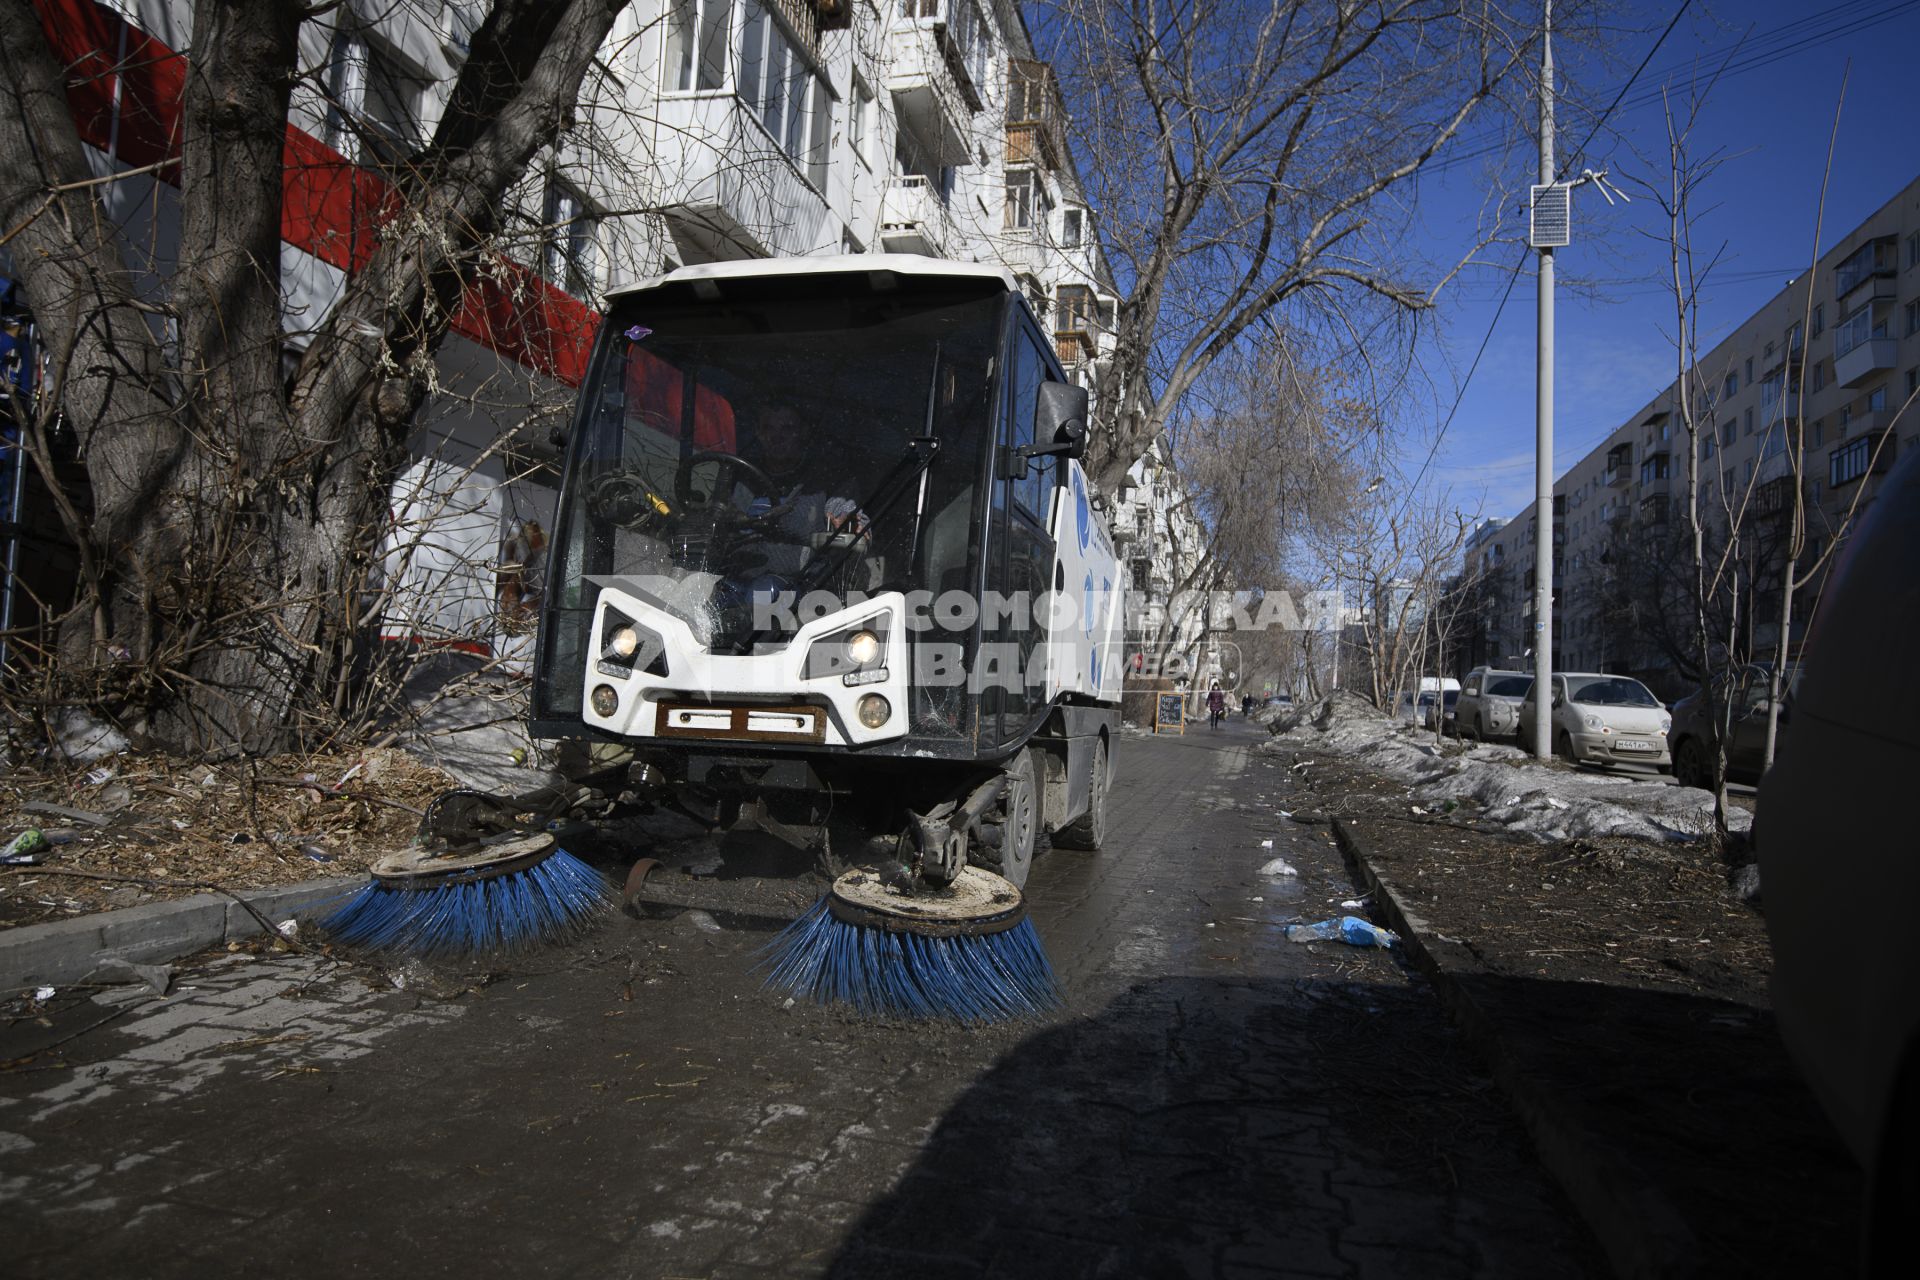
[1515,672,1672,769]
[1455,667,1532,740]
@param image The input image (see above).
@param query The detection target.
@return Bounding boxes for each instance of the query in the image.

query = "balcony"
[651,92,828,260]
[1006,59,1065,173]
[1604,442,1633,486]
[1834,237,1895,300]
[1055,284,1098,366]
[890,5,979,168]
[1835,330,1897,388]
[878,175,952,257]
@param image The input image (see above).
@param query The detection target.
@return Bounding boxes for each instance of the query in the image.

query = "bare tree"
[1035,0,1543,495]
[0,0,629,753]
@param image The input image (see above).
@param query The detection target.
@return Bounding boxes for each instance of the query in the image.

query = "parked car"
[1394,678,1459,723]
[1758,446,1920,1272]
[1421,688,1460,733]
[1515,672,1671,770]
[1455,667,1533,740]
[1667,662,1802,789]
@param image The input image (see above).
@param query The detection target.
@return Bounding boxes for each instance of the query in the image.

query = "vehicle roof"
[1559,671,1650,682]
[605,253,1020,302]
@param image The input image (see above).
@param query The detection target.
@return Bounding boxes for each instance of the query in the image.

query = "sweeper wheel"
[369,833,558,887]
[825,865,1028,938]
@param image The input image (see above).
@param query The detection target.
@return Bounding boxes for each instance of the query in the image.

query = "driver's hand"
[824,497,869,536]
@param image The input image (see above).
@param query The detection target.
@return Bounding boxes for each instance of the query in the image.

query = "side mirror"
[1551,693,1564,708]
[1029,382,1090,460]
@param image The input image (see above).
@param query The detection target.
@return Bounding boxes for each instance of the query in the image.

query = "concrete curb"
[1332,817,1699,1280]
[1,877,357,996]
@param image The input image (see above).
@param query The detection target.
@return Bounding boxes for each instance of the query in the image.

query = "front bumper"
[1570,731,1670,767]
[581,586,911,748]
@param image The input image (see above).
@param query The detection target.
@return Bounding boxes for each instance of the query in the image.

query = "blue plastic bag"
[1285,915,1399,947]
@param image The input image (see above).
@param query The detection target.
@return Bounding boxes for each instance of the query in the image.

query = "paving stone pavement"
[1,720,1601,1278]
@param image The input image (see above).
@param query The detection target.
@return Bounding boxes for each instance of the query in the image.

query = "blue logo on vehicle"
[1074,472,1091,551]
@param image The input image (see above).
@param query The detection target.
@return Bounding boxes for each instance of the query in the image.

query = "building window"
[1830,432,1895,487]
[1720,420,1735,447]
[1906,300,1920,337]
[1639,453,1670,484]
[1744,407,1753,435]
[1745,357,1753,383]
[1812,303,1824,335]
[1097,298,1117,333]
[542,178,598,296]
[1812,360,1824,392]
[1868,384,1888,412]
[739,2,831,187]
[1909,367,1919,399]
[1061,207,1084,249]
[1812,419,1824,447]
[1703,434,1715,459]
[850,74,873,167]
[666,0,731,93]
[1836,301,1889,358]
[1724,371,1737,397]
[324,28,424,165]
[1005,170,1053,231]
[1908,231,1920,270]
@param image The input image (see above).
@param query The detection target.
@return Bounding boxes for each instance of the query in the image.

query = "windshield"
[548,281,1001,657]
[1567,676,1660,707]
[1486,675,1531,697]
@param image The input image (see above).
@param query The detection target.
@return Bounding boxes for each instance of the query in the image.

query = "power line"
[1417,0,1918,181]
[1397,0,1697,515]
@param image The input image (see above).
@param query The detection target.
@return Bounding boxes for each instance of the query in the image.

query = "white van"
[1395,676,1461,723]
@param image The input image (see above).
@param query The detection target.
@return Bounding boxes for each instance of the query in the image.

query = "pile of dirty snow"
[1264,694,1747,843]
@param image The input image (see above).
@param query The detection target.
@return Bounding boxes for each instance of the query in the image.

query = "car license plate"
[1614,739,1654,752]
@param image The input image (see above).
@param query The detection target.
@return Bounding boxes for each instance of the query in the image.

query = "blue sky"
[1398,0,1920,524]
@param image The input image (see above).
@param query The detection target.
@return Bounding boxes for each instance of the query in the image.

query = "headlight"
[805,617,890,684]
[1583,714,1603,731]
[857,693,891,729]
[1660,717,1672,733]
[846,629,881,667]
[590,684,619,717]
[597,609,666,677]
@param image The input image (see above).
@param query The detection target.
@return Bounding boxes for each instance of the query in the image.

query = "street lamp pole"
[1530,0,1557,759]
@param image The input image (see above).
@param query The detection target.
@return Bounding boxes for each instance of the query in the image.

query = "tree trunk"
[1,0,628,754]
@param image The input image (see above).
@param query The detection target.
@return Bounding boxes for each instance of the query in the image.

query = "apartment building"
[9,0,1131,664]
[1473,173,1920,694]
[1108,440,1217,687]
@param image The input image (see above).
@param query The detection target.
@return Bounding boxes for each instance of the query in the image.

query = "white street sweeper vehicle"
[524,256,1123,1010]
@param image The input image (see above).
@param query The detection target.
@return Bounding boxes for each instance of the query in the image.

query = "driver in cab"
[742,402,869,575]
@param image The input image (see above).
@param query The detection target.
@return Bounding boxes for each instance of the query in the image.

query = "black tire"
[1055,736,1109,851]
[1554,730,1573,761]
[986,748,1039,888]
[1674,737,1710,790]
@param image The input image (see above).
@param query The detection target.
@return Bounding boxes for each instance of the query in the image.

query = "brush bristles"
[758,898,1062,1024]
[314,847,612,957]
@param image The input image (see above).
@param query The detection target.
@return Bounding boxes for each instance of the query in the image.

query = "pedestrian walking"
[1207,684,1226,731]
[1241,693,1254,718]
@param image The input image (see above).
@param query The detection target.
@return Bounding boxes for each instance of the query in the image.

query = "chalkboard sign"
[1154,693,1185,735]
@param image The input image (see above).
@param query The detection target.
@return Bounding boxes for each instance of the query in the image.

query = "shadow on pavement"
[826,974,1606,1279]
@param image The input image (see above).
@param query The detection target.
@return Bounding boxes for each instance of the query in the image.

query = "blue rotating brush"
[758,865,1061,1023]
[314,790,612,957]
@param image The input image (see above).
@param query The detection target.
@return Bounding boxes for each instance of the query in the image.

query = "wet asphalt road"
[2,719,1601,1278]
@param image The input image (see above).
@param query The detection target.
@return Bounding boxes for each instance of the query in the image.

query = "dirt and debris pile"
[1265,693,1747,843]
[0,749,461,929]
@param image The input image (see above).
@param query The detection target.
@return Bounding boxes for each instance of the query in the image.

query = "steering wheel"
[672,450,791,560]
[585,468,673,529]
[674,450,779,510]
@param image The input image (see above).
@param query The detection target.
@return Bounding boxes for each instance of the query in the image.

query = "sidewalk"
[1326,797,1860,1279]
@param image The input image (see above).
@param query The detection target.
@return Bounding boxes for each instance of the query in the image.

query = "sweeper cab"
[529,256,1125,899]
